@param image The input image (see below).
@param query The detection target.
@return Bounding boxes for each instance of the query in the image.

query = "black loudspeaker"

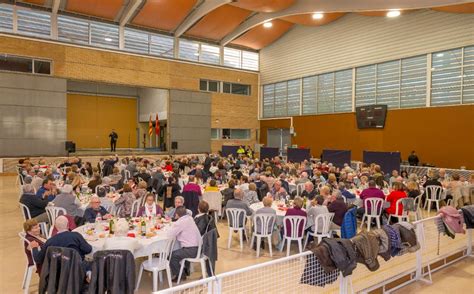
[171,141,178,150]
[65,141,76,153]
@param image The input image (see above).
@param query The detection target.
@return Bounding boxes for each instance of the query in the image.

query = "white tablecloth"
[249,202,288,226]
[74,220,172,258]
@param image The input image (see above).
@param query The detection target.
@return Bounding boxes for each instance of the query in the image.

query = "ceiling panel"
[186,5,252,41]
[231,0,295,13]
[132,0,197,31]
[357,10,414,17]
[231,19,293,50]
[432,3,474,13]
[20,0,46,5]
[281,13,346,26]
[66,0,125,20]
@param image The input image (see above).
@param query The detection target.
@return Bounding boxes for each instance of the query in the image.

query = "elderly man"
[104,219,140,253]
[226,188,253,229]
[300,181,318,200]
[52,184,83,218]
[327,191,348,228]
[20,184,49,223]
[270,180,288,201]
[83,195,111,223]
[168,206,202,282]
[295,172,310,186]
[165,196,192,220]
[357,180,385,218]
[30,215,92,269]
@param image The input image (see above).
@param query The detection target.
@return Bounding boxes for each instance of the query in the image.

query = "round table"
[74,219,172,258]
[249,201,289,226]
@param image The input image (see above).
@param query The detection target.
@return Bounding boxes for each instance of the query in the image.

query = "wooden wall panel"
[260,105,474,169]
[67,94,137,149]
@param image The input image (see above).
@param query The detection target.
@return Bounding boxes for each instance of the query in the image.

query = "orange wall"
[67,94,138,148]
[260,105,474,169]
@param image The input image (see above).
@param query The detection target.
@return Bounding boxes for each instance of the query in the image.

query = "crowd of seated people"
[16,152,473,289]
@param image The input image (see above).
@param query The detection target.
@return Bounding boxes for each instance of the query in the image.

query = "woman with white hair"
[103,219,140,253]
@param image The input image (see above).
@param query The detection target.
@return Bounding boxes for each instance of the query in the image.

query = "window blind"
[334,69,353,112]
[356,65,376,107]
[302,76,317,114]
[431,48,462,106]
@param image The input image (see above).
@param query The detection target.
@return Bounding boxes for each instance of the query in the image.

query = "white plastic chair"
[19,232,37,294]
[130,199,141,217]
[114,206,122,217]
[304,213,334,248]
[101,202,114,215]
[19,203,32,220]
[45,206,67,226]
[360,198,384,231]
[296,183,305,196]
[424,186,443,213]
[388,198,409,223]
[414,193,423,221]
[136,238,175,291]
[177,236,213,284]
[124,170,131,181]
[226,208,246,251]
[251,214,276,257]
[282,216,306,256]
[95,184,106,195]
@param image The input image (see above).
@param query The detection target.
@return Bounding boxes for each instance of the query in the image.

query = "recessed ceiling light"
[104,37,113,42]
[431,67,436,71]
[436,53,444,57]
[387,10,401,17]
[312,12,324,20]
[263,21,273,28]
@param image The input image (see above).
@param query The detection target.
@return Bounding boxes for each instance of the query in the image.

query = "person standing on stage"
[109,129,118,152]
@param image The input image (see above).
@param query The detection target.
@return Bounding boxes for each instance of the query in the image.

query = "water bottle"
[96,212,102,222]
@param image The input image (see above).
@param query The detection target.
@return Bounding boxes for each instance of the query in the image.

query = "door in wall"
[267,128,291,156]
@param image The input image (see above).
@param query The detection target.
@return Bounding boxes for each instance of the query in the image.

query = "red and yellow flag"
[148,115,153,137]
[155,113,160,136]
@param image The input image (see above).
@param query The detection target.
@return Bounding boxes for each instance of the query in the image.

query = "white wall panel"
[260,10,474,84]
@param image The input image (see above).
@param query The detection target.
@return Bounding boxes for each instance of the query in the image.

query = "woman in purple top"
[137,193,164,217]
[284,196,307,237]
[357,180,385,218]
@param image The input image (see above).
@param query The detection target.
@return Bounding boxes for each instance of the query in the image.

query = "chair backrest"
[314,213,334,234]
[283,215,306,239]
[114,206,122,217]
[394,198,408,216]
[19,203,32,220]
[45,206,67,225]
[101,202,114,214]
[95,184,104,195]
[364,198,384,216]
[253,213,276,236]
[414,193,422,209]
[124,170,131,181]
[296,183,305,196]
[226,208,246,229]
[144,238,175,266]
[341,195,347,203]
[130,199,141,217]
[137,177,144,183]
[202,191,222,212]
[425,185,443,200]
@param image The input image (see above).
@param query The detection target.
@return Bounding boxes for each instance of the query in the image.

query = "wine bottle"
[109,218,114,235]
[141,218,146,236]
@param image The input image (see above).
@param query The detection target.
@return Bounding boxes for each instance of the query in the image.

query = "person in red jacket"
[385,182,407,223]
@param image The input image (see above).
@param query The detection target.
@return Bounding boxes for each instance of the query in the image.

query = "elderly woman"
[83,195,111,223]
[165,196,192,220]
[446,174,465,208]
[243,183,259,206]
[97,177,113,197]
[137,193,164,217]
[87,173,102,192]
[52,184,82,218]
[134,180,148,202]
[194,200,218,236]
[284,196,307,237]
[385,182,407,222]
[23,219,47,275]
[109,167,123,186]
[104,219,140,253]
[406,181,421,199]
[114,184,136,217]
[204,179,219,192]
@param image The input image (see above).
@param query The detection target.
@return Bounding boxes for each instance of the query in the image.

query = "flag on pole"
[148,115,153,137]
[155,113,160,136]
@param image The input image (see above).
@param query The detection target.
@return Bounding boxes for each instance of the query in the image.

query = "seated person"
[305,197,329,238]
[299,181,318,200]
[222,180,236,207]
[204,179,219,192]
[165,196,192,220]
[36,179,57,202]
[243,183,259,206]
[52,184,82,218]
[226,188,253,229]
[103,219,140,253]
[284,196,307,237]
[83,195,112,223]
[338,182,356,199]
[256,196,276,215]
[20,184,49,223]
[327,191,347,228]
[194,200,218,236]
[406,181,421,199]
[270,180,288,201]
[168,206,202,282]
[385,182,407,222]
[114,184,136,218]
[30,216,92,271]
[357,180,385,218]
[137,193,164,217]
[23,219,47,275]
[87,173,102,192]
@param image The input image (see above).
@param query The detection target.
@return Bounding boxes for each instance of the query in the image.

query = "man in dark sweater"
[30,216,92,269]
[328,192,348,227]
[20,184,49,223]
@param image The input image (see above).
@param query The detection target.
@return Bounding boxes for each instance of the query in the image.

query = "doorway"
[267,128,291,156]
